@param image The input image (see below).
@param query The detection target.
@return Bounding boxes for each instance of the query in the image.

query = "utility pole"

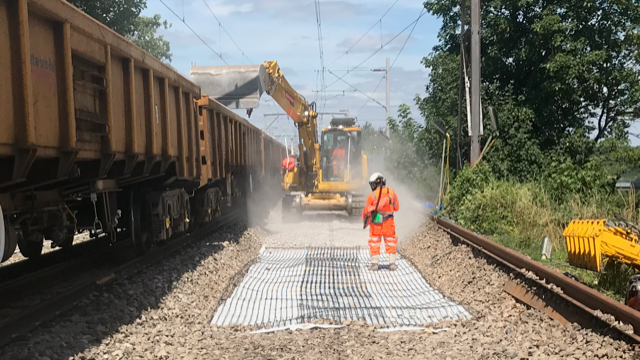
[470,0,481,165]
[386,57,391,137]
[457,0,466,170]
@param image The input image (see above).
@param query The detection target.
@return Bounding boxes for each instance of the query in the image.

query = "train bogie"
[192,188,223,229]
[145,188,191,242]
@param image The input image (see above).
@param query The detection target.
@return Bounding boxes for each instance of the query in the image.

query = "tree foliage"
[127,15,173,63]
[68,0,172,63]
[403,0,640,195]
[68,0,145,36]
[424,0,640,149]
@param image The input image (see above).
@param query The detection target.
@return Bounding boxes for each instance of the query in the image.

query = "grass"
[444,178,637,302]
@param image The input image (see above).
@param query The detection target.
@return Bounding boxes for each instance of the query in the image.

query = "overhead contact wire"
[323,10,427,91]
[159,0,227,64]
[327,0,400,67]
[201,0,254,64]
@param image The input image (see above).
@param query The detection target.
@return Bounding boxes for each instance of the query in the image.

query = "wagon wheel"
[0,205,5,262]
[184,198,192,233]
[130,190,150,256]
[57,233,75,249]
[0,206,17,263]
[17,222,44,259]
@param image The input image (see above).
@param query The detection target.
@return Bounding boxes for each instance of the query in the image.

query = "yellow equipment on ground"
[563,218,640,308]
[190,61,369,218]
[563,219,640,272]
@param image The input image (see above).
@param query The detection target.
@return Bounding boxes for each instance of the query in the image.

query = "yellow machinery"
[563,218,640,307]
[190,61,369,217]
[563,219,640,272]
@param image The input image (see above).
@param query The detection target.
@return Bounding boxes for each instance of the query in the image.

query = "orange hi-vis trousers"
[368,217,397,256]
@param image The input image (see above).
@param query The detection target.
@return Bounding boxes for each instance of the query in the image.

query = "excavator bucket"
[190,64,269,109]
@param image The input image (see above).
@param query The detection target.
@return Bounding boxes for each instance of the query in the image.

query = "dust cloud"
[372,163,438,245]
[245,161,439,248]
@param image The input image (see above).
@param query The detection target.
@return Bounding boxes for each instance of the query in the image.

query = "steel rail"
[0,210,243,348]
[0,238,133,307]
[434,215,640,338]
[0,232,122,282]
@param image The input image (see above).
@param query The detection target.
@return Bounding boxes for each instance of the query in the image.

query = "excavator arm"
[260,61,319,187]
[190,61,320,192]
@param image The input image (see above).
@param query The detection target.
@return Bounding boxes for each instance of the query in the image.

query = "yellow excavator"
[190,61,369,218]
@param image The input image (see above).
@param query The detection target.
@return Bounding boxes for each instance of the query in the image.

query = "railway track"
[0,235,132,299]
[0,209,243,348]
[433,215,640,343]
[0,233,122,281]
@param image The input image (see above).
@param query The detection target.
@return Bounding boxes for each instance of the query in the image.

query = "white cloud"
[164,0,253,16]
[228,0,375,19]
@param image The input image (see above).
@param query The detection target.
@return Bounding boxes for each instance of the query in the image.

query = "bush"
[446,172,556,258]
[443,162,633,260]
[444,162,495,218]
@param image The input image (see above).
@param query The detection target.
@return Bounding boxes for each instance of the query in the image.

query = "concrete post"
[470,0,481,165]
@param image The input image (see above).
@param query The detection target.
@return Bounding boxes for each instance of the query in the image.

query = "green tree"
[68,0,146,37]
[415,51,462,166]
[483,100,544,183]
[68,0,172,63]
[423,0,640,148]
[127,15,172,63]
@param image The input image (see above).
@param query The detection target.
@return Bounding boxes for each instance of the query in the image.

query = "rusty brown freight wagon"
[0,0,285,264]
[193,95,287,226]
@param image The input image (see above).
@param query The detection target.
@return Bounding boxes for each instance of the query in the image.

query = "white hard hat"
[369,172,385,190]
[369,172,384,183]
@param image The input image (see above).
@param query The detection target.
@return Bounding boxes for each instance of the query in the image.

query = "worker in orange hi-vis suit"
[281,155,295,175]
[362,172,399,271]
[331,139,347,177]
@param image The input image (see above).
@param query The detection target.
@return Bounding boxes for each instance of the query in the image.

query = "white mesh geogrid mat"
[211,247,472,327]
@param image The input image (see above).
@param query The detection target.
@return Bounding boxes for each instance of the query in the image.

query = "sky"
[143,0,439,146]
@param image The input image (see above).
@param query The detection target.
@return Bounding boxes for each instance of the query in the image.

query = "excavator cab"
[320,118,362,183]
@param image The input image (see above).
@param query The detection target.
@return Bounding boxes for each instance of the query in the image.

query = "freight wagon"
[0,0,286,262]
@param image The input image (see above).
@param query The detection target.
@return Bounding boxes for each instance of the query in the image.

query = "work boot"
[369,255,379,271]
[389,253,397,271]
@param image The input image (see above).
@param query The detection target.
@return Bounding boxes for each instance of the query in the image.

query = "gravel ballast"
[2,202,640,359]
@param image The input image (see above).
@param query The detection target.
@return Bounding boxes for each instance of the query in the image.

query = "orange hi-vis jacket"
[332,148,345,175]
[281,157,295,171]
[361,187,399,222]
[363,186,399,256]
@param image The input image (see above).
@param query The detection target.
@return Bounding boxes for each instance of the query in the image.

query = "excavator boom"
[191,61,319,189]
[190,61,368,217]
